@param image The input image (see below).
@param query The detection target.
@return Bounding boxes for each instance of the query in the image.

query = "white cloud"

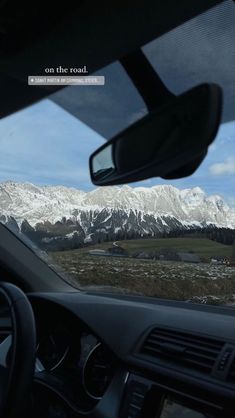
[209,157,235,175]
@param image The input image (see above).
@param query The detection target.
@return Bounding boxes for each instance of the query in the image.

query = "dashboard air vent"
[227,358,235,383]
[141,328,224,374]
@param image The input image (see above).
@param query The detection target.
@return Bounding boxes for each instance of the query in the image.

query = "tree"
[231,239,235,264]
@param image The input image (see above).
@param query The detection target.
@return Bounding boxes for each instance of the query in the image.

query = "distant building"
[89,245,128,257]
[210,256,230,265]
[107,246,128,257]
[89,249,107,256]
[177,252,200,263]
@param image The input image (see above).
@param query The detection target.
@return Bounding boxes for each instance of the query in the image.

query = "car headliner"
[0,0,226,122]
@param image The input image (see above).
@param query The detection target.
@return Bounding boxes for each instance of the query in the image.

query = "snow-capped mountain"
[0,181,234,228]
[0,181,234,250]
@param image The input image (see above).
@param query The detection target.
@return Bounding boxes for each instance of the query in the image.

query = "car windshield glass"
[0,2,235,306]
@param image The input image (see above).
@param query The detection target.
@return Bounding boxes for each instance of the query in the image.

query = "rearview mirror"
[89,84,222,186]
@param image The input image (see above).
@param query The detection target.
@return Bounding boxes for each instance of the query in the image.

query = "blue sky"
[0,99,234,206]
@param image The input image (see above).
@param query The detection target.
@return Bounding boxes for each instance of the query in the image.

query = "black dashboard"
[23,292,235,417]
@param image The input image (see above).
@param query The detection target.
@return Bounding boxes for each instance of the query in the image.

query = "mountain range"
[0,181,234,250]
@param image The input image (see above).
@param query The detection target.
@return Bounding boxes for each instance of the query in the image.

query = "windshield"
[0,96,234,304]
[0,4,235,306]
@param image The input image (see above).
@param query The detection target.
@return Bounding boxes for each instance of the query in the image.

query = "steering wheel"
[0,282,36,418]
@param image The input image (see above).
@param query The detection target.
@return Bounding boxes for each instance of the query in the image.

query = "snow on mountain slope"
[0,180,234,229]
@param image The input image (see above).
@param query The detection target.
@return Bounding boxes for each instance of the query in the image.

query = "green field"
[67,237,232,261]
[49,238,235,305]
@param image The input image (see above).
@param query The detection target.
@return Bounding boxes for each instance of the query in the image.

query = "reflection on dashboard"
[160,398,206,418]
